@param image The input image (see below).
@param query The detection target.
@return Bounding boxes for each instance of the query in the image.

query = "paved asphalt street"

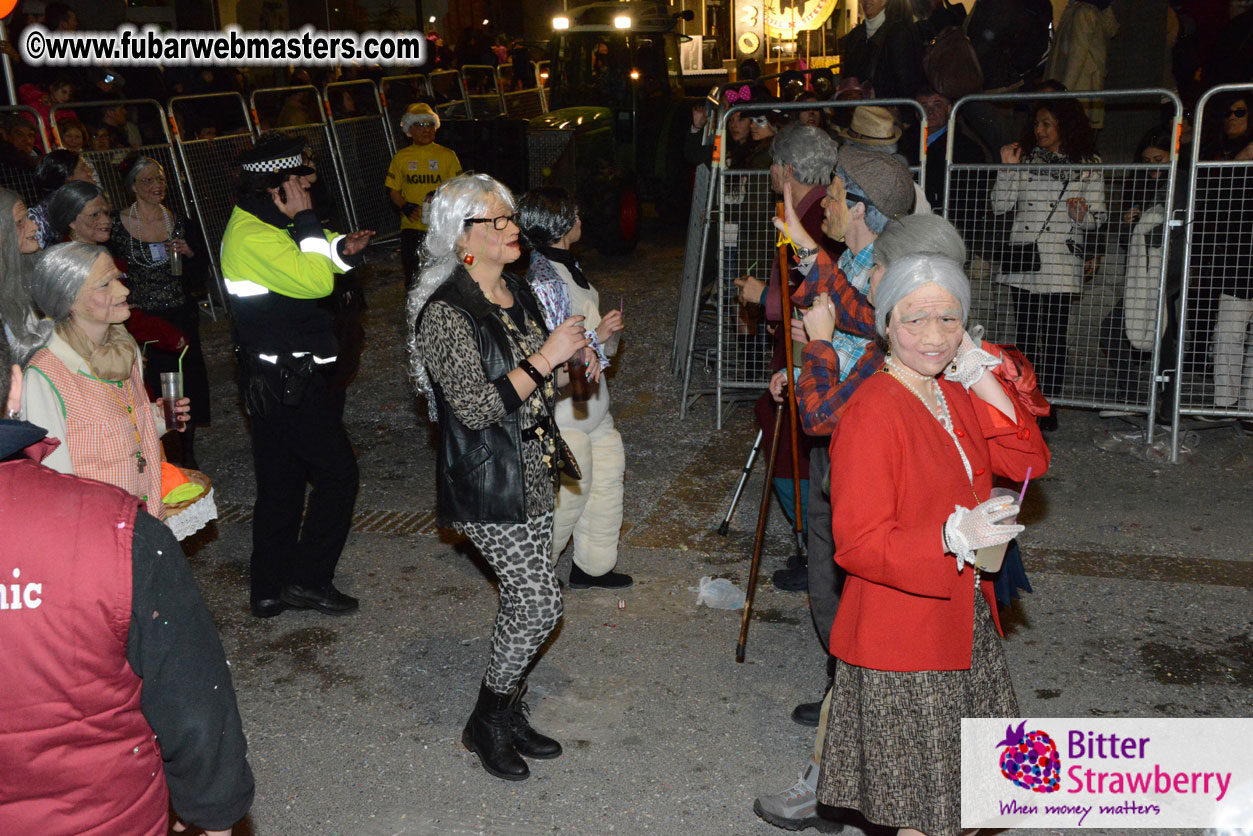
[180,216,1250,836]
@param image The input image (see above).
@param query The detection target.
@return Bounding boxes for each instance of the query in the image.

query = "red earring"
[462,252,475,266]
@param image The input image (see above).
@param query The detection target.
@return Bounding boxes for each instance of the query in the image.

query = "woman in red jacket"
[816,254,1050,836]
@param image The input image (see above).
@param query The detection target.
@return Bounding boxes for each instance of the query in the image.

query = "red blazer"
[827,370,1050,671]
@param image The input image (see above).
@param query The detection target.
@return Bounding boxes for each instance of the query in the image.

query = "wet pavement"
[181,215,1250,835]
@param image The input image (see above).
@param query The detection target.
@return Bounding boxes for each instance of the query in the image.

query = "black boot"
[511,680,562,759]
[462,682,529,780]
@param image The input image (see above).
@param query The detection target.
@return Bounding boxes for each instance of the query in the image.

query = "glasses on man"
[1227,107,1249,119]
[465,213,520,230]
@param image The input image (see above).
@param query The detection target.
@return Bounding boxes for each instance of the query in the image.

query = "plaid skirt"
[817,591,1018,836]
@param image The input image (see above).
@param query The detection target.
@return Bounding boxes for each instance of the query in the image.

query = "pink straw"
[1016,467,1033,505]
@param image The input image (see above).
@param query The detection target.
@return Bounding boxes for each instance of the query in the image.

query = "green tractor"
[531,1,698,254]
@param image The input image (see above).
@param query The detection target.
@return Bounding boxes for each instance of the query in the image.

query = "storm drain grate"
[215,502,440,536]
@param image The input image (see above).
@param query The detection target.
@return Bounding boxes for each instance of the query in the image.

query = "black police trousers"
[244,367,359,602]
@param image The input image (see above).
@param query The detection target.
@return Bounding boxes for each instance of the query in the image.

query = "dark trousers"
[245,370,359,601]
[806,445,844,654]
[401,228,426,289]
[1010,286,1076,400]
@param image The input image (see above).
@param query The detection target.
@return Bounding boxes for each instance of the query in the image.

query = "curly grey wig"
[404,172,515,420]
[769,124,840,186]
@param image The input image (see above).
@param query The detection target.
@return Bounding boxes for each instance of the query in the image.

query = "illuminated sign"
[764,0,839,36]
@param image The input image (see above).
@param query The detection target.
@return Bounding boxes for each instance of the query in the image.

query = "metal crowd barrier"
[249,85,353,233]
[1171,82,1253,459]
[379,73,431,148]
[673,161,714,384]
[944,89,1183,448]
[497,62,548,119]
[461,64,505,119]
[0,106,50,205]
[167,92,256,316]
[680,98,928,427]
[427,69,470,120]
[324,79,399,240]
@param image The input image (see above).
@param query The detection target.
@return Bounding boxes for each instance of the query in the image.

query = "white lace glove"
[943,497,1023,572]
[944,329,1001,389]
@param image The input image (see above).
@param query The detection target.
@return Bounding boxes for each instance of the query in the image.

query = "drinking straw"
[619,294,623,314]
[1017,466,1033,505]
[177,343,189,376]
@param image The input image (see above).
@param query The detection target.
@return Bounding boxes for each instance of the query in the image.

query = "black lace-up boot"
[510,680,562,759]
[462,681,529,780]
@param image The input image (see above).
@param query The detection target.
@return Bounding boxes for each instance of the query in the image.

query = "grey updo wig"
[873,254,970,338]
[30,242,111,324]
[123,156,164,199]
[404,172,515,419]
[872,213,966,271]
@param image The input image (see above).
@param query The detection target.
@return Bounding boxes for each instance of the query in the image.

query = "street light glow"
[629,69,640,80]
[614,15,631,28]
[552,16,570,29]
[428,16,435,23]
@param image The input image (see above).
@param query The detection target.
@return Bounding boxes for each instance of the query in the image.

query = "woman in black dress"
[109,155,209,467]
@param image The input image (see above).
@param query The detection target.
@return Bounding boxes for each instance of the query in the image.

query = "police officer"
[220,135,373,618]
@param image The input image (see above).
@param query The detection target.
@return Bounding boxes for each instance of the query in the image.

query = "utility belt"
[236,348,337,412]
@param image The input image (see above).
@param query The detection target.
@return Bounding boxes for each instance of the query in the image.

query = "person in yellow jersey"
[386,102,462,285]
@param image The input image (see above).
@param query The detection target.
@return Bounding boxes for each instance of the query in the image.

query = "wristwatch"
[793,244,819,260]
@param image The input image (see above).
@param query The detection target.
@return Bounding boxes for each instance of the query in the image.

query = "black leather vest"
[419,268,551,525]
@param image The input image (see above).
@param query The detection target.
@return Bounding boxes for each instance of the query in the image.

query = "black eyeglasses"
[1228,107,1248,118]
[465,213,520,230]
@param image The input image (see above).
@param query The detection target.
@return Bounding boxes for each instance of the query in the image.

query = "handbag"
[990,179,1069,274]
[923,11,983,100]
[556,434,582,481]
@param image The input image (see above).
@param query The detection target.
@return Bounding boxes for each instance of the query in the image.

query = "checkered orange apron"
[28,349,167,520]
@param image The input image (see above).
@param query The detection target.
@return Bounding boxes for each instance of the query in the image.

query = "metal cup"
[159,371,183,428]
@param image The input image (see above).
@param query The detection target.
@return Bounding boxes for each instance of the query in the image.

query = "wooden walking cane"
[777,202,805,560]
[736,400,786,663]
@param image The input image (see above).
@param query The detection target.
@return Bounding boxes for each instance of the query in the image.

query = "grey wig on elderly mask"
[404,172,515,420]
[123,156,163,199]
[769,124,839,185]
[873,253,970,338]
[0,188,51,364]
[29,242,111,325]
[872,213,966,270]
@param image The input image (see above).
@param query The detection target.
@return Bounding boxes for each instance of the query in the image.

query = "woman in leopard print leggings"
[408,173,594,781]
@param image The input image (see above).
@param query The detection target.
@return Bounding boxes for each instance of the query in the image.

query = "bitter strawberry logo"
[0,0,16,16]
[997,720,1061,793]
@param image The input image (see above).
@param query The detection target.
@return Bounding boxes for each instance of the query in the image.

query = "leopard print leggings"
[456,511,563,693]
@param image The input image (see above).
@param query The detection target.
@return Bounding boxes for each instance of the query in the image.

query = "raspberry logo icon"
[996,720,1061,793]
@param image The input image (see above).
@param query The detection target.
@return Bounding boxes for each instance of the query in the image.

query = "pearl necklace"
[885,355,973,485]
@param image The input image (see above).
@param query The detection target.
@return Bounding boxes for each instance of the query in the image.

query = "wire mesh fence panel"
[169,93,257,311]
[0,106,50,206]
[674,161,712,377]
[249,87,353,233]
[716,168,778,405]
[326,80,398,240]
[428,70,470,120]
[379,74,430,148]
[1175,84,1253,429]
[461,65,504,119]
[946,90,1182,431]
[497,63,547,118]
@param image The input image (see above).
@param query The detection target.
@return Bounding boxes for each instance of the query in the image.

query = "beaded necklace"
[125,203,173,267]
[884,355,974,486]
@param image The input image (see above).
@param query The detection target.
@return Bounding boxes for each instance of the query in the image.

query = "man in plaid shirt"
[754,149,922,832]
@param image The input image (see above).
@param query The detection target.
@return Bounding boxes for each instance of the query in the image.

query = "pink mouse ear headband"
[724,85,753,104]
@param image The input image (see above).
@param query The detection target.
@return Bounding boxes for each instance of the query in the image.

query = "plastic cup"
[974,487,1019,572]
[160,371,183,428]
[169,247,182,277]
[566,355,592,402]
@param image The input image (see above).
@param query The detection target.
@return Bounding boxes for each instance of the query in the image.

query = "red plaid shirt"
[794,246,882,437]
